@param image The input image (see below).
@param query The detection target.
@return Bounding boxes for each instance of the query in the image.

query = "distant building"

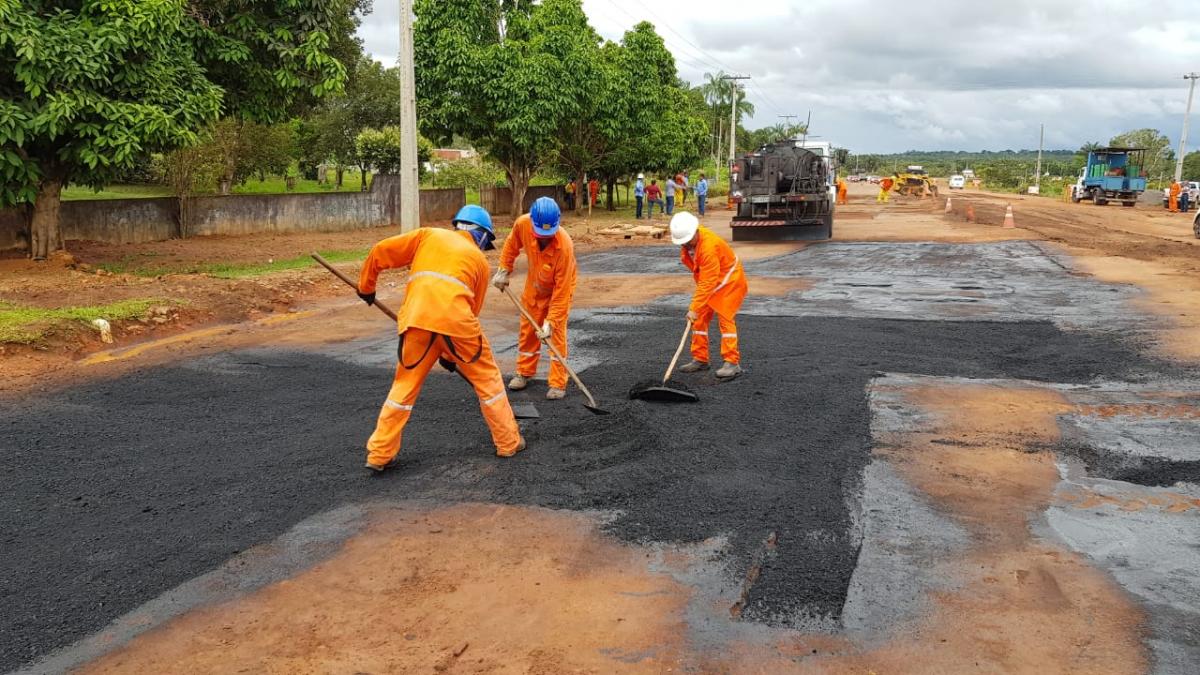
[433,148,477,162]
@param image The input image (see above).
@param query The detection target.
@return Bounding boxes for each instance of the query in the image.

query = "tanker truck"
[729,139,833,241]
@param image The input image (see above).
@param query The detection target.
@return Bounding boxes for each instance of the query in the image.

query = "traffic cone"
[945,197,952,213]
[1003,204,1015,228]
[966,204,976,223]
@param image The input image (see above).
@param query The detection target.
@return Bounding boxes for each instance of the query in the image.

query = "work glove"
[536,320,552,341]
[492,268,510,291]
[686,309,698,323]
[438,357,458,373]
[357,291,376,306]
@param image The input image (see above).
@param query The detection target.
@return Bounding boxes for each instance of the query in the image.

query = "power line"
[598,0,737,76]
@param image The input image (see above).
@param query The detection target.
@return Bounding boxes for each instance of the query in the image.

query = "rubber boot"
[497,436,526,458]
[508,374,529,390]
[715,362,742,379]
[678,360,710,373]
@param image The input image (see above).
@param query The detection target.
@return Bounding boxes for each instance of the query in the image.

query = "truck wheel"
[1194,216,1200,239]
[1092,191,1107,206]
[1070,189,1081,203]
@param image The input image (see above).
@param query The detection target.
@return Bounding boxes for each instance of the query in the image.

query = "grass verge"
[98,248,371,279]
[0,299,170,344]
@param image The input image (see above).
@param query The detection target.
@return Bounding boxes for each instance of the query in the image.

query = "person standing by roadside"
[1191,183,1200,213]
[836,175,849,205]
[1169,180,1181,213]
[679,172,690,205]
[645,179,664,217]
[695,172,708,216]
[634,173,645,219]
[565,179,577,211]
[588,177,599,207]
[1183,184,1192,214]
[666,175,679,215]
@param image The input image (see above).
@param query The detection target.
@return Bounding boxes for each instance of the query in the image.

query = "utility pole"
[720,75,750,166]
[397,0,420,232]
[1034,123,1044,194]
[800,110,812,147]
[1175,73,1199,184]
[778,114,798,138]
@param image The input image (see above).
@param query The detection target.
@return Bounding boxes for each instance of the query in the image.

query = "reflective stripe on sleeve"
[721,333,738,339]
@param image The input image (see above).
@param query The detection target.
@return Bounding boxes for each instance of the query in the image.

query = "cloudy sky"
[358,0,1200,154]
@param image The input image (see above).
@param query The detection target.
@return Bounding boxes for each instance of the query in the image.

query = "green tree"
[1183,151,1200,182]
[416,0,592,210]
[1,0,353,259]
[298,55,403,189]
[355,126,432,178]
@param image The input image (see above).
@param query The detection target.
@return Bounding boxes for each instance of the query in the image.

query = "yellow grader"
[892,165,939,198]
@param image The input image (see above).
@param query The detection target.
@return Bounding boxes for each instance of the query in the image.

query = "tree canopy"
[0,0,356,258]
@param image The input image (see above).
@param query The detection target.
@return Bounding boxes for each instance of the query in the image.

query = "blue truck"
[1070,147,1147,207]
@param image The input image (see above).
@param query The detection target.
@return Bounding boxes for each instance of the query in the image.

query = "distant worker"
[634,173,646,219]
[695,172,709,216]
[646,179,665,217]
[666,174,679,215]
[493,197,579,400]
[679,172,690,205]
[1169,180,1181,213]
[357,205,524,472]
[877,175,895,203]
[670,212,748,380]
[1182,184,1192,214]
[836,176,849,205]
[588,177,599,207]
[565,179,577,211]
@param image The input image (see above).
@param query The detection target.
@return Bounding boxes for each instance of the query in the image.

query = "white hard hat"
[669,212,699,245]
[637,173,644,179]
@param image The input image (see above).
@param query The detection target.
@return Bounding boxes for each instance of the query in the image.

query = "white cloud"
[357,0,1200,153]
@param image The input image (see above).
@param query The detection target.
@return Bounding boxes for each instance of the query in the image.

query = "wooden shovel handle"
[662,319,691,384]
[312,252,398,321]
[501,286,601,409]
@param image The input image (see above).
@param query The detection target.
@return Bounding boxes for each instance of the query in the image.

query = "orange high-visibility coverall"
[836,178,849,205]
[682,226,748,365]
[1170,181,1181,212]
[499,214,578,390]
[358,228,522,465]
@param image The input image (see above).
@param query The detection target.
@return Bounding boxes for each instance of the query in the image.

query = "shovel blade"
[583,403,611,415]
[628,378,699,403]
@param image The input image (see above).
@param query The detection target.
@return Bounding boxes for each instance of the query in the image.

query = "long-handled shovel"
[311,253,542,419]
[628,319,699,403]
[500,286,609,415]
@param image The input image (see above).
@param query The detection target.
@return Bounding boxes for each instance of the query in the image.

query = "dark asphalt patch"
[1059,442,1200,488]
[0,314,1169,670]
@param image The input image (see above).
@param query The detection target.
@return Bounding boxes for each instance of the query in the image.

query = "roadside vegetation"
[97,248,371,279]
[0,299,171,344]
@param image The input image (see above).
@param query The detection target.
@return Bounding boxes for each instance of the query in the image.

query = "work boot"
[546,387,566,400]
[508,374,529,390]
[364,458,397,473]
[497,436,526,458]
[715,362,742,379]
[678,360,709,373]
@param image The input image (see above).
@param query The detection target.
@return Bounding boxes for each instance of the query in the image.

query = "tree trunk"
[361,164,369,192]
[506,164,531,217]
[336,166,345,189]
[606,180,615,211]
[576,171,586,215]
[29,176,64,261]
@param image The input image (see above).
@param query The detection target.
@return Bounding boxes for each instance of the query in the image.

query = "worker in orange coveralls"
[836,176,849,205]
[492,197,578,400]
[356,204,524,472]
[669,212,748,379]
[1169,180,1181,213]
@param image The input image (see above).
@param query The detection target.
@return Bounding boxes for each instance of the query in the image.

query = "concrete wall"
[0,177,465,252]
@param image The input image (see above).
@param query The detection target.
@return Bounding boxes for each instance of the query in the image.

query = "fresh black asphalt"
[0,311,1171,670]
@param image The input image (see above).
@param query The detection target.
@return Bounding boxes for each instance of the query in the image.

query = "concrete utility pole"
[398,0,420,232]
[1175,73,1199,184]
[1034,123,1044,194]
[720,75,750,166]
[778,114,798,137]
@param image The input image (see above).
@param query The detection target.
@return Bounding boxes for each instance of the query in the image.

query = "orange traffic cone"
[945,197,952,213]
[966,203,976,223]
[1003,204,1015,228]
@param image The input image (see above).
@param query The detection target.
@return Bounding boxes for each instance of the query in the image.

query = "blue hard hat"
[529,197,560,238]
[452,204,493,235]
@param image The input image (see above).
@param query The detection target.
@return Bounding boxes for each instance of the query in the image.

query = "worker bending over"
[357,205,524,472]
[670,212,748,379]
[493,197,579,400]
[877,176,894,203]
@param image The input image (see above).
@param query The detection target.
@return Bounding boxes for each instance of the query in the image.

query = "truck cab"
[1070,147,1147,207]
